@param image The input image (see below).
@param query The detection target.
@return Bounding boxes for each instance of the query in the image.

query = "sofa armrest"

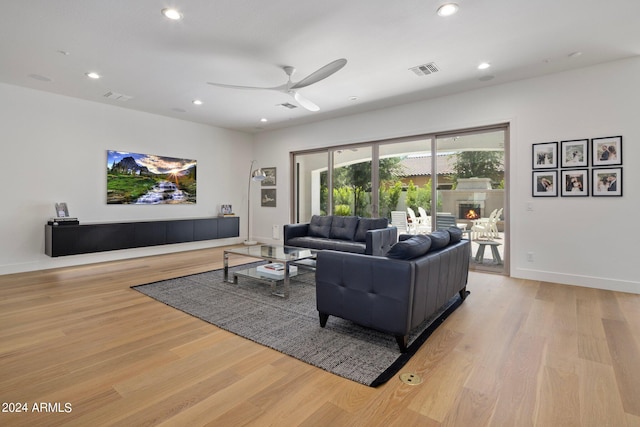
[316,250,414,336]
[283,223,309,245]
[365,226,397,256]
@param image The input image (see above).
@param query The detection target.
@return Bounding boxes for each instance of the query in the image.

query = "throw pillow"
[354,217,389,242]
[447,227,463,243]
[329,216,359,241]
[428,230,450,251]
[308,215,332,238]
[386,234,431,260]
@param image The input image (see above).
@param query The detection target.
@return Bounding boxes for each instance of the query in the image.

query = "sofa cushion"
[330,216,359,241]
[287,236,366,254]
[309,215,332,238]
[354,217,389,242]
[447,227,463,243]
[386,234,431,260]
[428,230,450,251]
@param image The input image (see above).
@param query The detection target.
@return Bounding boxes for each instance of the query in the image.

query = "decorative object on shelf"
[219,204,234,216]
[106,150,197,204]
[261,167,276,186]
[261,188,276,207]
[561,169,589,197]
[50,202,78,225]
[592,167,622,197]
[532,141,558,169]
[55,202,70,218]
[245,160,266,245]
[592,136,622,166]
[561,139,588,168]
[532,170,558,197]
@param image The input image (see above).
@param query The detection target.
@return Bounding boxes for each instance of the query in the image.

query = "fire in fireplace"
[458,204,481,220]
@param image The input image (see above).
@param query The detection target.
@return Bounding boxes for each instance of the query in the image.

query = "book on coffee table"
[256,263,297,279]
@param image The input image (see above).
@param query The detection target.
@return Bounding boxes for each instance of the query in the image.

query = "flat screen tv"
[107,150,197,204]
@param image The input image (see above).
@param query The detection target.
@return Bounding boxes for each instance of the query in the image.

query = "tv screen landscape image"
[107,150,197,204]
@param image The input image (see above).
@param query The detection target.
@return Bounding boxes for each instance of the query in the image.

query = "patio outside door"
[434,129,507,274]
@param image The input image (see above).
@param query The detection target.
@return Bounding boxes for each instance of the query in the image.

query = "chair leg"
[459,286,468,301]
[319,312,329,327]
[395,335,408,353]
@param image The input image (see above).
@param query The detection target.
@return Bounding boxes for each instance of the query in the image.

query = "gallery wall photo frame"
[532,142,558,169]
[592,167,622,197]
[592,136,622,166]
[561,169,589,197]
[261,188,276,207]
[560,139,588,168]
[532,170,558,197]
[261,167,276,186]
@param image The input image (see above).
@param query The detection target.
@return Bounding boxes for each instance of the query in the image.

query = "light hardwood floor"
[1,246,639,426]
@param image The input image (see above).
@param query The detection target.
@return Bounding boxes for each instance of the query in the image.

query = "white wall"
[0,83,252,274]
[252,57,640,294]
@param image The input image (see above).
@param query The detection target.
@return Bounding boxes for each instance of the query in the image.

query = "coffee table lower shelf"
[231,266,298,298]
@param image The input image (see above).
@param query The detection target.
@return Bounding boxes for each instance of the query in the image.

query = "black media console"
[45,217,240,257]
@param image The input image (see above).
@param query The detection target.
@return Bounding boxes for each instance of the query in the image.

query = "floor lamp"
[244,160,266,245]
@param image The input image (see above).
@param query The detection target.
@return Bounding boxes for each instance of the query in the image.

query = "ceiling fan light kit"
[207,58,347,112]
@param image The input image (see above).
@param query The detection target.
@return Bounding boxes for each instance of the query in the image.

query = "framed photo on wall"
[532,170,558,197]
[561,139,588,168]
[561,169,589,197]
[592,136,622,166]
[592,168,622,196]
[261,188,276,207]
[261,167,276,186]
[532,142,558,169]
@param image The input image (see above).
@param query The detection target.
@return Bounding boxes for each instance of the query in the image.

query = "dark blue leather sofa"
[315,228,470,352]
[284,215,397,256]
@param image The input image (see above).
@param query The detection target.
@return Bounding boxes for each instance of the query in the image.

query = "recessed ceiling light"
[477,62,491,70]
[192,99,203,105]
[86,72,101,79]
[260,118,268,123]
[437,3,459,17]
[161,8,182,20]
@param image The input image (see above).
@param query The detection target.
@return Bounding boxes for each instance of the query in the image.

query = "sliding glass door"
[291,124,508,273]
[332,146,373,217]
[435,129,506,273]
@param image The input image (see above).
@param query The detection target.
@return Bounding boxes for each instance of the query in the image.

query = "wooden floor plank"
[602,318,640,416]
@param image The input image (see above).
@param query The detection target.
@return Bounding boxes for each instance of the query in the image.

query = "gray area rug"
[132,262,464,386]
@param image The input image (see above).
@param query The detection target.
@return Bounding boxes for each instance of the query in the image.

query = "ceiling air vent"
[409,62,439,76]
[103,91,133,101]
[278,102,298,109]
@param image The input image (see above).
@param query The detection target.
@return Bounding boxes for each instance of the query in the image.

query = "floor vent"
[409,62,440,76]
[103,91,133,101]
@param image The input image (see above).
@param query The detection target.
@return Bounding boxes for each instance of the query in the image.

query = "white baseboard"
[513,268,640,295]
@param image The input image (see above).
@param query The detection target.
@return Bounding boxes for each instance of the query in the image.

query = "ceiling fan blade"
[291,91,320,111]
[206,82,286,91]
[290,58,347,89]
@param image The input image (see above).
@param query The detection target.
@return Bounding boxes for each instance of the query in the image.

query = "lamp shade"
[252,169,266,181]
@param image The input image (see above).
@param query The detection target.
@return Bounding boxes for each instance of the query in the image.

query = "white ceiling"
[1,1,639,133]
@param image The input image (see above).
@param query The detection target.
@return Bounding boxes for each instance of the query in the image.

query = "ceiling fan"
[207,58,347,112]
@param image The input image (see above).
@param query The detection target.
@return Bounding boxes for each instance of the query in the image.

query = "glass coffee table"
[223,244,316,298]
